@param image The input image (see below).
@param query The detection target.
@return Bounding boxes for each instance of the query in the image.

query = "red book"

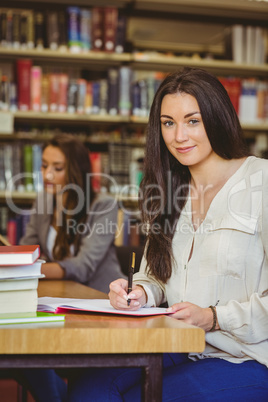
[0,245,40,265]
[7,220,17,247]
[58,73,69,113]
[31,66,42,111]
[103,7,118,52]
[49,73,60,112]
[89,152,101,192]
[16,59,32,111]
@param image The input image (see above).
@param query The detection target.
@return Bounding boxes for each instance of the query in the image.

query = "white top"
[134,156,268,367]
[46,226,74,261]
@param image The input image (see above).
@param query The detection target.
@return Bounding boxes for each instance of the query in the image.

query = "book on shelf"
[58,73,69,113]
[108,68,119,115]
[23,143,34,191]
[0,288,38,314]
[38,297,168,317]
[0,244,40,266]
[103,7,118,53]
[34,11,45,49]
[67,6,81,53]
[118,66,132,117]
[16,59,32,111]
[115,13,127,54]
[49,73,60,112]
[7,219,17,246]
[58,10,68,51]
[47,11,59,50]
[0,311,65,325]
[80,8,91,52]
[0,258,44,280]
[31,66,42,112]
[91,7,104,51]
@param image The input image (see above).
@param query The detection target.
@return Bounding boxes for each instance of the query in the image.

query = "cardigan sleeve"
[59,196,119,283]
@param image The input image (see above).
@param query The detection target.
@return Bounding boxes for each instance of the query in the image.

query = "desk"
[0,280,205,401]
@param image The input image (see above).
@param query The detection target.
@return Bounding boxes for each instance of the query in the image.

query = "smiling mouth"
[176,146,196,154]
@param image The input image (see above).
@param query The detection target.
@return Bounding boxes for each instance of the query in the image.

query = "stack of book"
[0,244,64,324]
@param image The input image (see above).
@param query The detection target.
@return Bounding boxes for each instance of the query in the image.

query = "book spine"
[7,218,17,246]
[76,78,87,114]
[47,11,59,50]
[91,7,104,51]
[41,74,49,112]
[23,144,33,192]
[58,73,68,113]
[67,6,81,53]
[58,10,68,51]
[85,81,93,114]
[12,11,20,49]
[6,10,12,47]
[16,58,32,111]
[0,75,9,111]
[31,66,42,112]
[80,8,91,51]
[118,66,132,116]
[49,73,59,112]
[0,206,9,236]
[99,78,108,114]
[19,11,28,49]
[27,10,34,49]
[108,68,119,115]
[89,152,101,192]
[34,11,45,49]
[103,7,118,53]
[32,143,43,192]
[67,79,78,113]
[0,10,8,47]
[115,14,127,53]
[92,81,100,114]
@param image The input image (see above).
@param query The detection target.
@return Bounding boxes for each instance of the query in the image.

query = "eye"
[41,163,47,170]
[188,118,199,125]
[55,167,64,172]
[161,120,174,127]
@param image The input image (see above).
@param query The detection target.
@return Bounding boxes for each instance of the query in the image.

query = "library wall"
[0,0,267,247]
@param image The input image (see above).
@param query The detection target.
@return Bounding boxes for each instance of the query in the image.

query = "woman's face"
[41,145,67,194]
[160,92,215,168]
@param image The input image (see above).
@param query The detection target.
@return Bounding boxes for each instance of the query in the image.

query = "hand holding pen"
[127,252,135,306]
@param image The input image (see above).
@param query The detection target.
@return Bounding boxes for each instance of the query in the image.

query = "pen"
[127,252,136,306]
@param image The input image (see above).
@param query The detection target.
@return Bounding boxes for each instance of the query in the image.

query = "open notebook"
[38,297,169,317]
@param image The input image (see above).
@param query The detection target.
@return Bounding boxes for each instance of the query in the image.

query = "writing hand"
[109,279,146,310]
[166,301,219,332]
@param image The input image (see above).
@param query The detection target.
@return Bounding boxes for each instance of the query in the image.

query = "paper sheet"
[38,297,169,316]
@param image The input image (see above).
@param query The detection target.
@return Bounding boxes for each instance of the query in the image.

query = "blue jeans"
[67,354,268,401]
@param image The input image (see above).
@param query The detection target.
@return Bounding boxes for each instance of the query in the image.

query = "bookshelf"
[0,0,267,246]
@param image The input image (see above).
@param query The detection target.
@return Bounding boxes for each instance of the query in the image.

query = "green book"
[0,311,65,325]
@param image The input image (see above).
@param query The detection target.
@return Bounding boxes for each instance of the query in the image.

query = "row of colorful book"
[0,60,165,117]
[0,244,64,325]
[0,142,43,193]
[1,58,268,122]
[0,6,127,54]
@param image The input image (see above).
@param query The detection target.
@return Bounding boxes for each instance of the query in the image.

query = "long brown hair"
[140,67,250,283]
[43,133,95,260]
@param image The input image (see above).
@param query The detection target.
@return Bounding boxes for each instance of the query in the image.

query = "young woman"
[20,133,123,293]
[67,68,268,401]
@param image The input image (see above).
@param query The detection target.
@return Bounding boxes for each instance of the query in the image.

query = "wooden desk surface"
[0,280,205,355]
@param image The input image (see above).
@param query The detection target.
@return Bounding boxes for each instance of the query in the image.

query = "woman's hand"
[109,279,147,310]
[166,302,220,332]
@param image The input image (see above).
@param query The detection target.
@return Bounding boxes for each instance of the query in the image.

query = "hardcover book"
[0,244,40,266]
[16,59,32,111]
